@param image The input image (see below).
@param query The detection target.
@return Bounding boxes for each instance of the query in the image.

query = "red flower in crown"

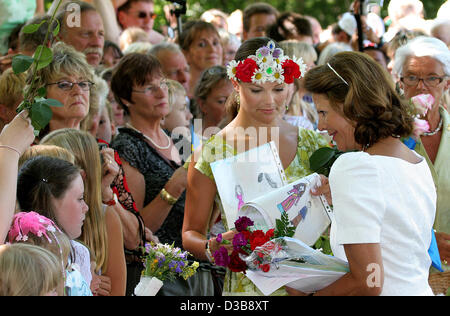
[235,58,258,83]
[282,59,301,84]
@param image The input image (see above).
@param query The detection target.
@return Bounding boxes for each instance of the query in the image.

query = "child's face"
[52,173,89,239]
[163,94,192,131]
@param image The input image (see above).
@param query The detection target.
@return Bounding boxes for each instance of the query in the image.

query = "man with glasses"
[117,0,164,45]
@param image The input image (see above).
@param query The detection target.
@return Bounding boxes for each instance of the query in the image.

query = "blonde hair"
[123,41,153,55]
[9,218,72,291]
[0,243,63,296]
[30,42,94,91]
[40,129,108,273]
[0,68,26,110]
[81,74,109,132]
[19,144,75,168]
[279,40,318,124]
[167,79,186,112]
[119,27,150,52]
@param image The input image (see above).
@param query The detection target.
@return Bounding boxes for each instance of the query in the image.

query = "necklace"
[422,117,443,136]
[126,123,171,150]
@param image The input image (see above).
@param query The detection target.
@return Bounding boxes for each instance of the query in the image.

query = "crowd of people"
[0,0,449,296]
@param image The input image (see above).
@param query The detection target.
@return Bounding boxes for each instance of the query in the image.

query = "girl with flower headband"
[183,37,329,296]
[8,211,92,296]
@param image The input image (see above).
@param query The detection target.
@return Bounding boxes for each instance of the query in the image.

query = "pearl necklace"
[126,123,171,150]
[422,117,443,136]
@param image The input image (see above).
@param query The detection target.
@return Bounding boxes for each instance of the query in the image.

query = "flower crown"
[8,212,61,243]
[227,40,307,85]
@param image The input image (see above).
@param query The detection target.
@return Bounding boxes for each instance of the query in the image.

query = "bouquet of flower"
[134,243,199,296]
[213,215,349,295]
[213,213,295,273]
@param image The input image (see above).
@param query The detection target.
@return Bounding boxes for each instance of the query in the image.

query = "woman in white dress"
[288,51,436,296]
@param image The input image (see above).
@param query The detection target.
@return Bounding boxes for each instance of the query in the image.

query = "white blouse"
[329,151,436,296]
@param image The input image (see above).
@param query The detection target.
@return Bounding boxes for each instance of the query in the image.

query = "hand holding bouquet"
[213,213,295,273]
[134,243,199,296]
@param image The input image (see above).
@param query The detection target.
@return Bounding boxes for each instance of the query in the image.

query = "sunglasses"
[136,11,157,19]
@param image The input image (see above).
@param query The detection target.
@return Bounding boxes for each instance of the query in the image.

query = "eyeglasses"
[135,11,157,19]
[400,75,446,87]
[47,80,94,91]
[132,80,168,95]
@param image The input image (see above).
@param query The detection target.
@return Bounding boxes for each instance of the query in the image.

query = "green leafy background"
[43,0,446,32]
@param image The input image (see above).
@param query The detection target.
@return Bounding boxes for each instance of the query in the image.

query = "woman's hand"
[209,230,237,254]
[145,227,160,244]
[94,275,112,296]
[165,166,188,198]
[0,110,35,155]
[311,174,332,205]
[100,148,119,202]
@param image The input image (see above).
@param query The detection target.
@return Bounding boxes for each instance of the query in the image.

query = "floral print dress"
[194,127,329,295]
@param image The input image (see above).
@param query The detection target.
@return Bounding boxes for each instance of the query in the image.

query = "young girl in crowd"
[15,155,92,295]
[0,243,64,296]
[41,128,127,296]
[8,211,92,296]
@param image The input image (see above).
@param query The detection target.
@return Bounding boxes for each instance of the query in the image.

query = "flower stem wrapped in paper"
[134,243,199,296]
[213,215,348,296]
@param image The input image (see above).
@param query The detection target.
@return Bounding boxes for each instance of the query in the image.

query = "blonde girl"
[0,243,64,296]
[41,128,126,296]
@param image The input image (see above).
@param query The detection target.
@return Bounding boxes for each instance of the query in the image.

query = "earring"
[235,94,240,106]
[285,104,289,112]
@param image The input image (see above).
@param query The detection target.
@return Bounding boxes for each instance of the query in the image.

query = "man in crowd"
[242,2,278,41]
[56,0,105,67]
[117,0,164,44]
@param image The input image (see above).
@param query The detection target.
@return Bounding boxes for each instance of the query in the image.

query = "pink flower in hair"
[8,212,60,244]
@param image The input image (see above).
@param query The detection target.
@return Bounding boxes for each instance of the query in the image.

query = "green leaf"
[309,147,338,172]
[53,19,60,37]
[11,55,34,74]
[41,98,63,107]
[30,100,53,131]
[22,20,47,34]
[37,87,47,98]
[34,45,53,70]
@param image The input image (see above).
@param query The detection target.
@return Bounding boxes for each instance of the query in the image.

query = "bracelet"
[160,188,178,205]
[205,239,215,264]
[0,145,21,157]
[103,199,116,206]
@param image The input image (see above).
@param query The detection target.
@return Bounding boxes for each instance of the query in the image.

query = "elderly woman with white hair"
[394,36,450,284]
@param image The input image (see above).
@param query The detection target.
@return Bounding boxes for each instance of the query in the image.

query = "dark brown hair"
[110,52,163,114]
[243,2,279,33]
[17,156,80,226]
[178,20,221,52]
[225,37,281,120]
[304,51,414,147]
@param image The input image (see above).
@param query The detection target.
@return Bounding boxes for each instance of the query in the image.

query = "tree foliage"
[154,0,446,30]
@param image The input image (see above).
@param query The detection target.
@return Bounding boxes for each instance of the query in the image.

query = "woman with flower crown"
[182,37,329,296]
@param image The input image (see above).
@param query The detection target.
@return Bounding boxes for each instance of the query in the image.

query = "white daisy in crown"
[226,60,240,81]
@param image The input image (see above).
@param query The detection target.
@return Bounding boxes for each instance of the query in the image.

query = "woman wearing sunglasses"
[33,42,95,139]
